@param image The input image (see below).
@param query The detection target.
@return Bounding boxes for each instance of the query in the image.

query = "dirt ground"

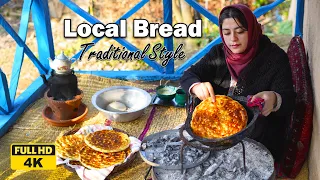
[0,1,292,98]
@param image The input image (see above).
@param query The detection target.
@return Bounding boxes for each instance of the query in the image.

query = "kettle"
[48,51,75,74]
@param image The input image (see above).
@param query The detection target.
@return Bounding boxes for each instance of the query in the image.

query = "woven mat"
[0,74,187,180]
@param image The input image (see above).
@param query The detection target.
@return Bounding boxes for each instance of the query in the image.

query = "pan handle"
[186,94,200,116]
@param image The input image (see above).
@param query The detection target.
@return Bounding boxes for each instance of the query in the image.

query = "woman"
[180,4,295,162]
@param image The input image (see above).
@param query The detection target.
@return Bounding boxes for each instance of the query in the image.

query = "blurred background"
[0,0,294,97]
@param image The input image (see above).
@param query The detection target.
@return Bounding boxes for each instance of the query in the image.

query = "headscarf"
[219,4,262,81]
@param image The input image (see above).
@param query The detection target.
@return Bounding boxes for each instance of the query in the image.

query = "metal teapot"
[48,51,75,74]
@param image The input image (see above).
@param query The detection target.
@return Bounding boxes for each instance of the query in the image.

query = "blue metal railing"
[0,0,304,136]
[0,0,54,136]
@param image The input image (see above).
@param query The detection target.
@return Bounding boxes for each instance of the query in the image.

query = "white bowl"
[92,86,152,122]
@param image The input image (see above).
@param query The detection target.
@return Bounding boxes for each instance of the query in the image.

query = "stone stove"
[141,131,210,169]
[153,139,275,180]
[141,129,275,180]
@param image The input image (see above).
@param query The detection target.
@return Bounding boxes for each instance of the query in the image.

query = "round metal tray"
[152,138,276,180]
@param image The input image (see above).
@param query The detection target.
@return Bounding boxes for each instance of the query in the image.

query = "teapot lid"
[55,51,69,60]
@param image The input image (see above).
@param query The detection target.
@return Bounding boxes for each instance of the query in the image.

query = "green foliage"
[253,0,269,8]
[254,0,291,20]
[264,20,292,36]
[277,20,293,35]
[197,20,220,48]
[274,0,291,20]
[195,0,292,47]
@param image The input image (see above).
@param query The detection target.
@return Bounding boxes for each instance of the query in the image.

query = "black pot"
[184,95,260,150]
[41,70,78,101]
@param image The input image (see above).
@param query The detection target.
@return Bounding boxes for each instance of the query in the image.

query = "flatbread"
[79,144,131,169]
[55,134,85,160]
[84,130,130,153]
[191,95,248,138]
[69,160,82,166]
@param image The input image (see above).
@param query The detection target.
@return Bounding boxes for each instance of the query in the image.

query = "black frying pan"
[184,95,260,150]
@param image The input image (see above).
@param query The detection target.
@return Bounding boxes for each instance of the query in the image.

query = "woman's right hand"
[190,82,216,102]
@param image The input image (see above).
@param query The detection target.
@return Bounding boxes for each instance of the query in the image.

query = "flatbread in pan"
[191,95,248,138]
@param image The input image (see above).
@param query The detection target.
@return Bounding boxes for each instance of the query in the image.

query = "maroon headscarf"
[219,4,262,81]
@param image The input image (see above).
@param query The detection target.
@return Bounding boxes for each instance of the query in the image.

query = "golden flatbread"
[55,134,85,160]
[84,130,130,153]
[191,95,248,138]
[69,160,82,166]
[79,144,131,169]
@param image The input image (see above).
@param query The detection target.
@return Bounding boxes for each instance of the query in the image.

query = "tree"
[172,0,200,52]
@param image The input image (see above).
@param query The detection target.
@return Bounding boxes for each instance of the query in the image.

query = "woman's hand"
[191,82,215,102]
[250,91,277,116]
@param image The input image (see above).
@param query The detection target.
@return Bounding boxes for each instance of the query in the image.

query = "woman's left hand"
[250,91,277,116]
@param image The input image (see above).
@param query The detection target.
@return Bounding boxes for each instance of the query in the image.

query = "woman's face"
[221,18,248,54]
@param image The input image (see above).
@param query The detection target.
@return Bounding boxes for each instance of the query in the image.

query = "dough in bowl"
[106,101,127,112]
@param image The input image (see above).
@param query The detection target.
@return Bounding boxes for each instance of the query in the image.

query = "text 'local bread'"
[191,95,248,138]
